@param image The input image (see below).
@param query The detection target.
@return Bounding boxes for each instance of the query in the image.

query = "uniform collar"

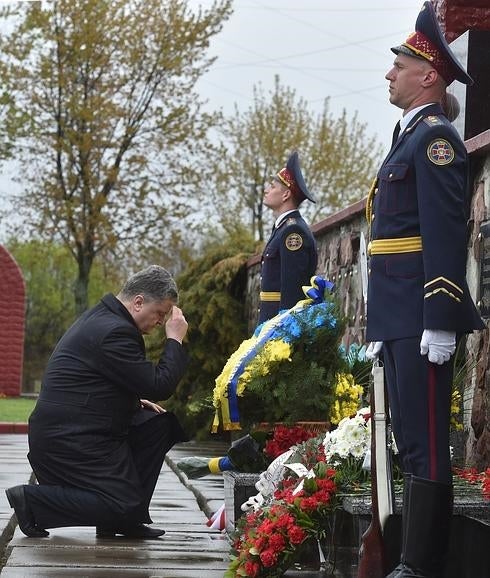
[383,102,445,167]
[402,102,444,133]
[274,209,299,229]
[399,103,436,133]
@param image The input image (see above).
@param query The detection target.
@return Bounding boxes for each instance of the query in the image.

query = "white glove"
[420,330,456,365]
[365,341,383,360]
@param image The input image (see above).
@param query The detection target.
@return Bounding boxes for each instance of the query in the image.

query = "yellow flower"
[213,336,257,407]
[450,388,463,431]
[213,338,292,404]
[236,340,292,396]
[329,373,363,425]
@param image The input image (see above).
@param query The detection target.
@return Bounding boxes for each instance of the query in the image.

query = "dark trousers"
[382,337,454,484]
[26,411,187,529]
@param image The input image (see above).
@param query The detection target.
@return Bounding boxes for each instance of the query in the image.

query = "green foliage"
[145,230,258,438]
[238,300,347,428]
[333,455,370,489]
[0,396,37,422]
[7,238,122,390]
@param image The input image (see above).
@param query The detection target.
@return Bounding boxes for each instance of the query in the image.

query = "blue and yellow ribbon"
[212,276,336,432]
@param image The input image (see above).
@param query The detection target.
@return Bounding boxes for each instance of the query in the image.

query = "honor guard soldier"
[364,3,484,577]
[258,151,317,324]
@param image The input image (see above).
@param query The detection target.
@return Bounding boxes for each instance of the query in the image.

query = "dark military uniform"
[258,210,317,324]
[367,104,483,342]
[367,101,483,483]
[366,4,484,577]
[368,105,484,576]
[258,151,317,324]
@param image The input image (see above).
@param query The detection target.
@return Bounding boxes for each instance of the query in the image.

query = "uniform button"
[368,268,371,275]
[388,173,393,178]
[371,214,375,221]
[374,188,378,194]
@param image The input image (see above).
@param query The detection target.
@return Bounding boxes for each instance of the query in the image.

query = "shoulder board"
[423,115,444,127]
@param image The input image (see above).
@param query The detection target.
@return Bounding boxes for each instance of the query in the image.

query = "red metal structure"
[434,0,490,41]
[0,245,25,396]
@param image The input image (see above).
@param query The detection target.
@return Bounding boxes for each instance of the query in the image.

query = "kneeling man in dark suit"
[6,265,189,539]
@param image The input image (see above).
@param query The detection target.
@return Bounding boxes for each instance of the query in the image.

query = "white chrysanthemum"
[322,407,371,462]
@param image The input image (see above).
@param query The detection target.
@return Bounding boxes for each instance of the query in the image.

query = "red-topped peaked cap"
[391,1,473,86]
[274,151,316,203]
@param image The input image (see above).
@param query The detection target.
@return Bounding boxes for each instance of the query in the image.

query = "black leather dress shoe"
[5,486,49,538]
[96,524,165,539]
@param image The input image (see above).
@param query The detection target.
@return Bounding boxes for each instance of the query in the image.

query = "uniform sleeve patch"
[285,217,297,226]
[427,139,455,165]
[285,233,303,251]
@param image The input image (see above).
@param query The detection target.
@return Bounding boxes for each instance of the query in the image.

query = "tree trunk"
[74,252,93,316]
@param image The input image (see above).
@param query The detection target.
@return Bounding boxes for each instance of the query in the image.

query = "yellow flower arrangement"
[212,313,294,431]
[213,335,258,407]
[212,277,343,432]
[329,373,364,426]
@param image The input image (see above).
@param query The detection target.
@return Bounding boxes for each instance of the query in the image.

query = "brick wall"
[0,245,26,397]
[434,0,490,42]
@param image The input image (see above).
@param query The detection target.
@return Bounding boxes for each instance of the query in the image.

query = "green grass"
[0,397,37,422]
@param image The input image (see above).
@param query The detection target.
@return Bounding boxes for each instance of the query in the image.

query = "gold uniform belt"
[260,291,281,301]
[368,236,422,255]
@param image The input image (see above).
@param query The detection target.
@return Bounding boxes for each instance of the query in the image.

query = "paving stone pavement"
[0,435,232,577]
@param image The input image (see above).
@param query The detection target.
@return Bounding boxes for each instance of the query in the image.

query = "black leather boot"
[385,476,452,578]
[386,473,411,577]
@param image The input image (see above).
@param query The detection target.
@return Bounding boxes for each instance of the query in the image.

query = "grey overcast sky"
[191,0,425,151]
[0,1,456,241]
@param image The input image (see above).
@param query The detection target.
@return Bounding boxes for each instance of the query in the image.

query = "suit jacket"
[366,103,483,341]
[258,210,317,324]
[28,293,188,510]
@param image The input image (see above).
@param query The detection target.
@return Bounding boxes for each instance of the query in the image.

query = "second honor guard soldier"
[365,3,484,578]
[258,151,317,324]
